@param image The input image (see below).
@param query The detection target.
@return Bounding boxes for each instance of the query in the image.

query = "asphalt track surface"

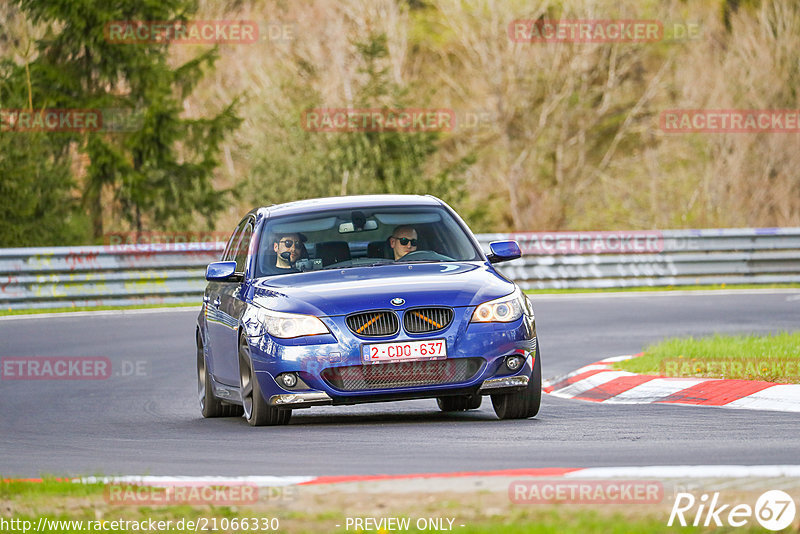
[1,291,798,478]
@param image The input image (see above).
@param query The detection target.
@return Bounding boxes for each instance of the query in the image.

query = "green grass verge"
[0,478,105,498]
[613,332,800,383]
[0,480,700,534]
[0,479,778,533]
[0,302,198,317]
[0,511,706,534]
[524,283,800,294]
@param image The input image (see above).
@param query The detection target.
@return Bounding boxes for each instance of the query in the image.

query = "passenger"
[389,225,418,260]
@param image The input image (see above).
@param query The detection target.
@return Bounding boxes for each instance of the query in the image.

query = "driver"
[271,232,306,272]
[389,225,418,260]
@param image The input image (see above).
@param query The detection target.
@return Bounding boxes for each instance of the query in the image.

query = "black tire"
[239,336,292,427]
[437,394,482,412]
[197,332,243,418]
[491,348,542,420]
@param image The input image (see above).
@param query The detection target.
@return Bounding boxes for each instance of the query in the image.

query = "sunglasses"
[279,239,301,248]
[392,237,417,246]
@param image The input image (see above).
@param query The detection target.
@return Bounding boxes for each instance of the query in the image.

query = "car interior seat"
[367,240,392,259]
[315,241,351,266]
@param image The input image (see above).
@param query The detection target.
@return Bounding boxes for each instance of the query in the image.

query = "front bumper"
[478,374,529,392]
[269,391,333,407]
[247,307,537,408]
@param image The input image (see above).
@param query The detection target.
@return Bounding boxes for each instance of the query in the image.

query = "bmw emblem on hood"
[391,298,405,306]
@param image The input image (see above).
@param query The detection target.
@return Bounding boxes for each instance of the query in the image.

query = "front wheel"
[491,349,542,420]
[239,336,291,426]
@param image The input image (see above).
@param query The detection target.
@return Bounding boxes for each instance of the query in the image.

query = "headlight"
[243,307,330,338]
[471,287,527,323]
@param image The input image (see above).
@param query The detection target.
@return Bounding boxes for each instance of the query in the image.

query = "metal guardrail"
[487,228,800,290]
[0,243,222,310]
[1,228,799,310]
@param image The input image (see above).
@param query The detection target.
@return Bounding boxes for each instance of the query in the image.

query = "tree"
[5,0,239,243]
[0,3,89,247]
[238,3,471,212]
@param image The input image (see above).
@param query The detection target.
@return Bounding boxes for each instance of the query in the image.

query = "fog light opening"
[279,373,298,388]
[505,355,524,371]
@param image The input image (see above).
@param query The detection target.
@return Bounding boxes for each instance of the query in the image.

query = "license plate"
[362,339,447,363]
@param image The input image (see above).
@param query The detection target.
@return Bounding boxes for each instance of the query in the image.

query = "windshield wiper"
[320,260,394,270]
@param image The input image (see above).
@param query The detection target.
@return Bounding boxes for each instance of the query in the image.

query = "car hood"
[249,262,516,316]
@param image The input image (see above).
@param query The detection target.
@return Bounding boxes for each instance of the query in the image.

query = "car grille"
[346,310,399,337]
[403,307,454,334]
[321,358,483,391]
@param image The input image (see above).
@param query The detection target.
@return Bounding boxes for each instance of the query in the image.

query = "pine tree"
[3,0,239,243]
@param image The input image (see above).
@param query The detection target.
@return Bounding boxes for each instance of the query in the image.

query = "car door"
[213,218,254,385]
[206,220,246,385]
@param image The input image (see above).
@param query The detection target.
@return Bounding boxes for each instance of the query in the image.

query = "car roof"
[254,194,444,219]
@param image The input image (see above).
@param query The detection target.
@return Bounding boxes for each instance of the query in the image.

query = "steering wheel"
[397,250,454,262]
[398,250,428,260]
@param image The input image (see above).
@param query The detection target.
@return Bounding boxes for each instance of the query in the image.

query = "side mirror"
[487,240,522,263]
[206,261,241,282]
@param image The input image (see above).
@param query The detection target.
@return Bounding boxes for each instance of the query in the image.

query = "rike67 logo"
[669,490,796,531]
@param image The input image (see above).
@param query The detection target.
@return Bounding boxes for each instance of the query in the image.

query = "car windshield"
[255,205,481,277]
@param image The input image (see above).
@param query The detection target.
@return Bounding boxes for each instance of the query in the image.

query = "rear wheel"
[491,349,542,420]
[239,336,292,426]
[437,394,482,412]
[197,332,243,418]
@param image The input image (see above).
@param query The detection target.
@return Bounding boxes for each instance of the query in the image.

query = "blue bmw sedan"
[196,195,540,426]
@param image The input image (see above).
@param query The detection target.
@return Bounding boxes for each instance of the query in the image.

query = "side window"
[233,223,254,274]
[222,221,245,262]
